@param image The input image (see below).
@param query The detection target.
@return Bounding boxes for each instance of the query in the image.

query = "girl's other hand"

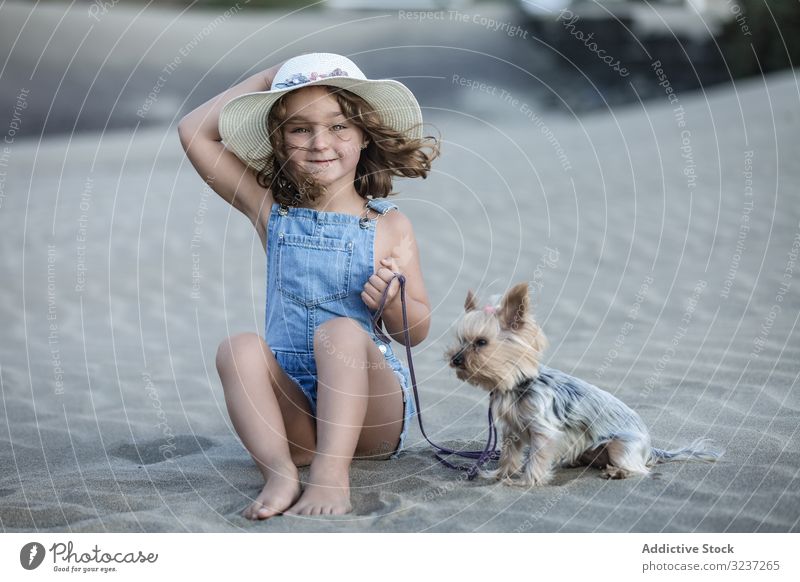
[361,257,402,311]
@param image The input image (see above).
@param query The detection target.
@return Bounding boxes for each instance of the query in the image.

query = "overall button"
[378,344,387,354]
[359,217,369,229]
[278,205,289,216]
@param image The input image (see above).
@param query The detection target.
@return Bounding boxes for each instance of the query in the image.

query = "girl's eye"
[290,125,346,133]
[475,338,488,347]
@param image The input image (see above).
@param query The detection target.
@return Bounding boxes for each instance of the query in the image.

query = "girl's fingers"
[362,283,383,305]
[377,267,397,283]
[378,262,403,284]
[368,274,387,290]
[360,291,375,308]
[364,268,401,309]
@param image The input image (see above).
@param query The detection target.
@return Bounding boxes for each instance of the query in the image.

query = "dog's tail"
[649,438,724,465]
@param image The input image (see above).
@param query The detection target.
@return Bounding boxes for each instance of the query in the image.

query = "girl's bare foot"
[284,462,352,516]
[243,462,302,520]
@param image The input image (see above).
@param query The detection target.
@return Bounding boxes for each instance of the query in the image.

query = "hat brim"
[218,77,424,174]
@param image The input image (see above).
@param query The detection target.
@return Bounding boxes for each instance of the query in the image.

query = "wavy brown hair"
[253,85,441,206]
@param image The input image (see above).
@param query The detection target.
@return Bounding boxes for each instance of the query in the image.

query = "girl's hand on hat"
[261,60,287,89]
[361,257,402,311]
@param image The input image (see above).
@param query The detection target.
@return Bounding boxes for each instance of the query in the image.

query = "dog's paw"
[519,470,554,487]
[477,467,501,480]
[499,475,529,488]
[601,466,630,480]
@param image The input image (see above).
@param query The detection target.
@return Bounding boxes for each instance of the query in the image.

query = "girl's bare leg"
[216,332,317,520]
[284,317,405,516]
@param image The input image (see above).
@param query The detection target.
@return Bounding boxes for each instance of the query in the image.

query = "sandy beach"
[1,1,798,532]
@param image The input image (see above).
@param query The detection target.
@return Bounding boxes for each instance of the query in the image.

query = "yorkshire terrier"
[446,282,722,486]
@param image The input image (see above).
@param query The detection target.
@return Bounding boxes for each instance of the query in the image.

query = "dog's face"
[446,282,549,392]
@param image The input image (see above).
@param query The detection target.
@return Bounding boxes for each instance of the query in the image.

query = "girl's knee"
[215,332,269,373]
[314,317,366,354]
[316,316,362,335]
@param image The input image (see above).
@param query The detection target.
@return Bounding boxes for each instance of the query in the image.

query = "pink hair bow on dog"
[483,304,497,314]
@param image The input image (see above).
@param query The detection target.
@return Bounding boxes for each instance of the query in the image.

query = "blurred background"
[2,0,799,533]
[2,0,799,138]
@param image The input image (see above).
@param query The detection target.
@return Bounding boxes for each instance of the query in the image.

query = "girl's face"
[280,86,366,196]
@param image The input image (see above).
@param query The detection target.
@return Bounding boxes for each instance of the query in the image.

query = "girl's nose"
[307,129,331,150]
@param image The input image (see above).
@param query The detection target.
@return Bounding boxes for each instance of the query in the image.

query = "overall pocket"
[277,232,354,306]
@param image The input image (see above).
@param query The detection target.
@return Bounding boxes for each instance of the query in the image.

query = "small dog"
[446,282,722,486]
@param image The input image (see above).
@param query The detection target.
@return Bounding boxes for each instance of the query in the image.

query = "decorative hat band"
[273,68,350,89]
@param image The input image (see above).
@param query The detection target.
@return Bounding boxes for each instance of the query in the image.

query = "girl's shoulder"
[366,197,399,215]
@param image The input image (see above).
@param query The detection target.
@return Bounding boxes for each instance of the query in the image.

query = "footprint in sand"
[352,492,403,516]
[111,435,215,465]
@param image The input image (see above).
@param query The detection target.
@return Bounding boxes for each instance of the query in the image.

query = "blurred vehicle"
[518,0,734,37]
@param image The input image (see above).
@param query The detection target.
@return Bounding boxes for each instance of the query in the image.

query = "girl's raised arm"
[178,62,284,231]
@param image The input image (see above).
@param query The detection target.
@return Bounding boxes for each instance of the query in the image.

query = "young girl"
[178,53,440,519]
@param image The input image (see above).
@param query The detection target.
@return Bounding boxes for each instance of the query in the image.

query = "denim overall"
[265,197,416,459]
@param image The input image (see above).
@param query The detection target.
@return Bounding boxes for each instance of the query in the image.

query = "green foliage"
[719,0,800,76]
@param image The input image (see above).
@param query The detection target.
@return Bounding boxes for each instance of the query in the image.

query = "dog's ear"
[464,289,478,312]
[498,282,530,330]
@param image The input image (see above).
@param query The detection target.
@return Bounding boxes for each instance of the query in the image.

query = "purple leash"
[370,272,501,480]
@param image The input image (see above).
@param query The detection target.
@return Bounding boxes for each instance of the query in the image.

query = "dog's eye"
[475,338,488,347]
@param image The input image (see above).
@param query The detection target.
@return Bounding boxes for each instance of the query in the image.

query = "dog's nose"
[450,352,464,368]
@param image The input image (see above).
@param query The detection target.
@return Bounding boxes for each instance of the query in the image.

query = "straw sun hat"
[218,52,424,174]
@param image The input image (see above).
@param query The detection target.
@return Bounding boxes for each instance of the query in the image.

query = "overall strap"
[366,198,398,215]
